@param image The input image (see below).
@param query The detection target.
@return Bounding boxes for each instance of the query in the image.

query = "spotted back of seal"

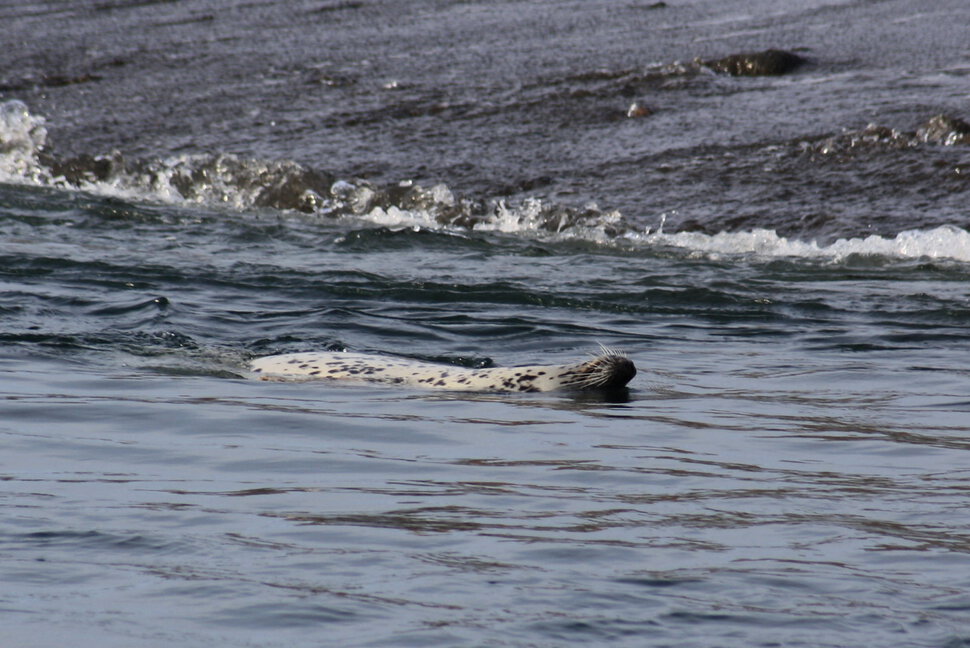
[250,349,635,393]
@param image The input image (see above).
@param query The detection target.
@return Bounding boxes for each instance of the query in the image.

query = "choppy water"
[3,1,970,647]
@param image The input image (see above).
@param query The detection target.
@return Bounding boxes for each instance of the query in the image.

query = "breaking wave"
[628,225,970,263]
[0,100,626,237]
[3,99,970,263]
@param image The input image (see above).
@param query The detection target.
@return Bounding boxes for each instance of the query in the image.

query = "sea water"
[2,2,970,647]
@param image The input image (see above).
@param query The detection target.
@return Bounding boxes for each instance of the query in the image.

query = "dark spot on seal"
[309,370,320,376]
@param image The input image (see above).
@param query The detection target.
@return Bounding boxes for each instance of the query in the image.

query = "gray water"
[2,1,970,647]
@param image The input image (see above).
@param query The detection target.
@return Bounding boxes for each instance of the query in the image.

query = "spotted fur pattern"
[250,349,636,392]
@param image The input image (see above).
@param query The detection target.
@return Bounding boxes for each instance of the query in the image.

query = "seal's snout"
[603,355,636,389]
[573,352,636,390]
[596,355,637,389]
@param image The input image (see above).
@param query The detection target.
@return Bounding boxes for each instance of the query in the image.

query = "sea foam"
[626,226,970,263]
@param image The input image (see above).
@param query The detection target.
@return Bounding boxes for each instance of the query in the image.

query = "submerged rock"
[916,114,970,146]
[811,114,970,154]
[703,49,807,76]
[45,152,119,184]
[253,166,336,213]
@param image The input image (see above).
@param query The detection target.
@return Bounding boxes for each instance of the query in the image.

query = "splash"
[0,100,50,184]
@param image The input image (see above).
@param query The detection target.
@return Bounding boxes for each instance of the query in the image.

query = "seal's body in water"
[250,349,635,392]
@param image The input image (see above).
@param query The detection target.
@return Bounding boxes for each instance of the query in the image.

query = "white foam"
[470,198,625,239]
[0,100,51,185]
[627,225,970,263]
[473,199,547,233]
[359,204,441,229]
[356,195,970,263]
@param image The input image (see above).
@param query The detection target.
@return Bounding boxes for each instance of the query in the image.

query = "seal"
[250,348,636,392]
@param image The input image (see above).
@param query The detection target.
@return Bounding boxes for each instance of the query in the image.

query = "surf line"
[250,348,636,392]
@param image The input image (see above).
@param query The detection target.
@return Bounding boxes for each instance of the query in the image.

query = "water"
[2,1,970,647]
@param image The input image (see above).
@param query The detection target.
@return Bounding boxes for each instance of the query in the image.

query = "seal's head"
[562,350,637,390]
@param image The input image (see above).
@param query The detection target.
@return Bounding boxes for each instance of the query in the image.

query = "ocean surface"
[2,1,970,647]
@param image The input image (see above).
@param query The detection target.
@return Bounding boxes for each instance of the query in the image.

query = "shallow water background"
[2,1,970,647]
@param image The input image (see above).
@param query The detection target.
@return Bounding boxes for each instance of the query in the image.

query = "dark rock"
[811,114,970,155]
[810,124,911,155]
[47,153,118,184]
[626,101,653,118]
[916,114,970,146]
[704,49,807,76]
[254,166,336,213]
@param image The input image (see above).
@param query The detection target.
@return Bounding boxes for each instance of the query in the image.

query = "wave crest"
[629,225,970,263]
